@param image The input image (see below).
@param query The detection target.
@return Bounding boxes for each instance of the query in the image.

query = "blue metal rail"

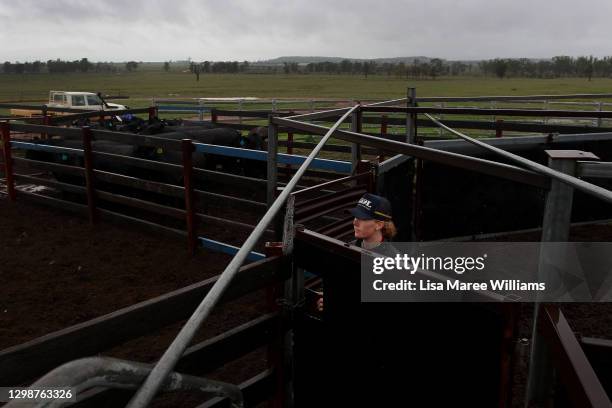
[12,140,352,173]
[198,237,265,261]
[193,142,351,173]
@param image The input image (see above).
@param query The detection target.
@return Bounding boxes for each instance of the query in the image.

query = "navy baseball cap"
[350,193,392,221]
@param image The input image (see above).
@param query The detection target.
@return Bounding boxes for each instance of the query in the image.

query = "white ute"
[10,91,128,117]
[48,91,127,111]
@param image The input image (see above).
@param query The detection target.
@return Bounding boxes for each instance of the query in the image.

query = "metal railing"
[424,113,612,204]
[9,92,612,407]
[124,105,359,407]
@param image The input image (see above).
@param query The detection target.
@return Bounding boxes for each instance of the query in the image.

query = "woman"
[349,193,397,252]
[316,193,397,311]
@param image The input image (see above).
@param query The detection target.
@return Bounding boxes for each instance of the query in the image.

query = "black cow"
[154,127,267,178]
[25,139,144,185]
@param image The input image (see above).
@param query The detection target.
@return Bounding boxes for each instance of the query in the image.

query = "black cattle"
[24,137,174,188]
[157,127,268,178]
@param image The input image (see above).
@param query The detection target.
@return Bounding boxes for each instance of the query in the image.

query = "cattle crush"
[1,90,612,407]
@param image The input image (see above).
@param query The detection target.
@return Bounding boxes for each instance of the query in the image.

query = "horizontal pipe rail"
[577,161,612,179]
[424,132,612,155]
[285,107,353,121]
[415,93,612,103]
[273,117,550,189]
[12,157,84,176]
[425,113,612,204]
[364,106,612,118]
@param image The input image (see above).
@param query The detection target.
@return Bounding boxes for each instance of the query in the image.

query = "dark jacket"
[350,238,399,257]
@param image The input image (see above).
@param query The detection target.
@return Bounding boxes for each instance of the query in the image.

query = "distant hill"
[258,56,436,65]
[255,56,552,65]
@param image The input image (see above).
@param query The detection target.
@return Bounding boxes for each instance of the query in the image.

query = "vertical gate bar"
[498,304,520,408]
[496,119,504,138]
[406,87,416,144]
[82,126,97,224]
[281,196,297,408]
[1,121,16,201]
[182,139,196,255]
[148,106,157,122]
[412,119,423,241]
[267,115,279,210]
[379,114,388,162]
[350,106,362,172]
[264,241,284,408]
[42,106,49,140]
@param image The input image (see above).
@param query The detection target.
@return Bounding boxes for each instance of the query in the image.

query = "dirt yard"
[0,195,270,407]
[1,194,611,407]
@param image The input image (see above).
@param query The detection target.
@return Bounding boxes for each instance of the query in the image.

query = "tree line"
[479,56,612,80]
[4,56,612,80]
[1,58,140,74]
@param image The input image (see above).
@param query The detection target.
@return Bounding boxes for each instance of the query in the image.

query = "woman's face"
[353,218,382,239]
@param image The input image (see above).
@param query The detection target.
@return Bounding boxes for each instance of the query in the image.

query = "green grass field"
[2,72,612,157]
[3,72,612,103]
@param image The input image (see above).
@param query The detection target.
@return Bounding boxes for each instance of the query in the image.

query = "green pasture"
[2,71,612,103]
[2,72,612,160]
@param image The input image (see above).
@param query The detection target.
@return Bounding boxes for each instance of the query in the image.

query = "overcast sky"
[1,0,611,62]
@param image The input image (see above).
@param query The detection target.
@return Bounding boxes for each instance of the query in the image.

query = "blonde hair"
[382,220,397,240]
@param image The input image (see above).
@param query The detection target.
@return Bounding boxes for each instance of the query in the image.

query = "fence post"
[287,111,294,156]
[198,99,204,121]
[41,106,49,140]
[267,115,278,210]
[148,106,157,122]
[597,101,603,127]
[81,126,97,224]
[281,197,298,408]
[495,119,504,138]
[238,99,243,124]
[438,102,445,137]
[406,87,416,144]
[182,139,197,255]
[1,121,15,201]
[379,114,388,162]
[525,149,599,406]
[350,106,362,173]
[264,241,284,408]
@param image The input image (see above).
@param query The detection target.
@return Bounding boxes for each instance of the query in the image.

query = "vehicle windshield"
[86,94,103,105]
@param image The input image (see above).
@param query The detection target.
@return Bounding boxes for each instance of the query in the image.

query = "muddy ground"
[0,197,268,407]
[1,195,611,407]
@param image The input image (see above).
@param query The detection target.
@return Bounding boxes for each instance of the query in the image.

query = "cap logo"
[358,198,372,209]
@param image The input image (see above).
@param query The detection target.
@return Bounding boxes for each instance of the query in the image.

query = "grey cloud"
[0,0,611,61]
